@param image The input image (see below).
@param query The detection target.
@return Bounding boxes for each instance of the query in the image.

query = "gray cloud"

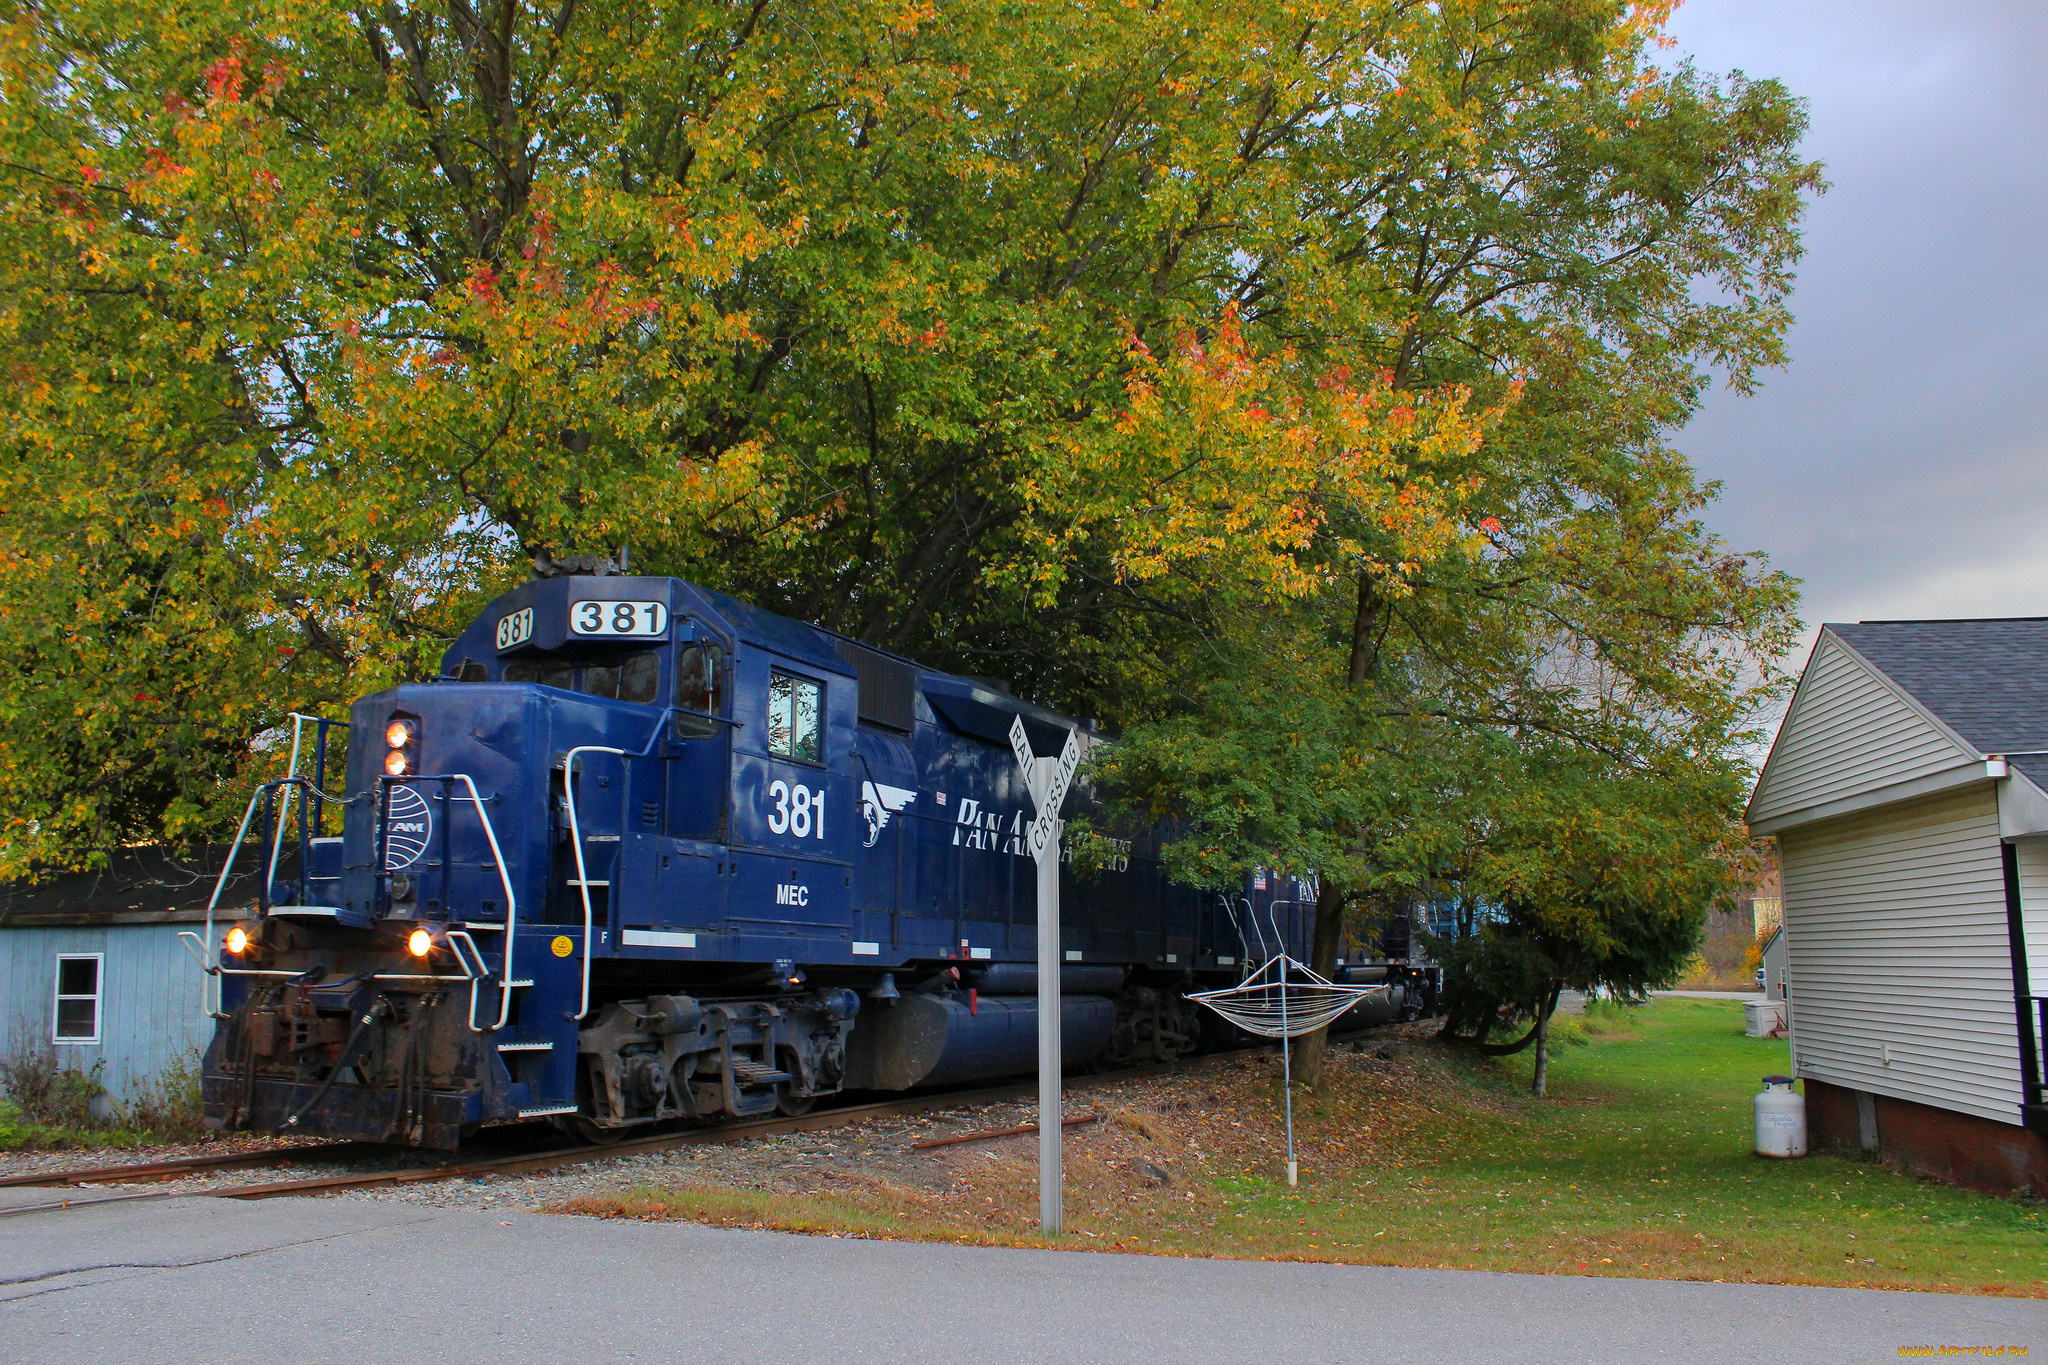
[1664,1,2048,644]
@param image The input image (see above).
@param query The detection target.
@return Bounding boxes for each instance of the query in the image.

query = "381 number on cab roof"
[571,600,668,637]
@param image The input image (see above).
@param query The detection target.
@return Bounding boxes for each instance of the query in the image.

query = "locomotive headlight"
[406,928,433,958]
[384,713,420,778]
[225,926,250,955]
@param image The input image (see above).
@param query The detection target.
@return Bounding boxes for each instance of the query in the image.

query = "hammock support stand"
[1187,954,1388,1187]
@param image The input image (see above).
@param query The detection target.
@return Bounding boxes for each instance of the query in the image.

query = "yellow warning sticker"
[550,935,575,958]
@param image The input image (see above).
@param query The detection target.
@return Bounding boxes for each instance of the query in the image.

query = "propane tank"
[1754,1074,1807,1158]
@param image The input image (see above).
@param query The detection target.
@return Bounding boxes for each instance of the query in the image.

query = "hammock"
[1187,954,1390,1188]
[1187,954,1388,1039]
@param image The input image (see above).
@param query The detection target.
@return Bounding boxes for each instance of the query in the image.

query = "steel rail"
[0,1080,1053,1217]
[0,1139,389,1190]
[0,1027,1381,1218]
[907,1114,1100,1151]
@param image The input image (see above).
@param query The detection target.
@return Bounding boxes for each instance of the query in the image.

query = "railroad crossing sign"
[1011,715,1082,1235]
[1011,717,1080,861]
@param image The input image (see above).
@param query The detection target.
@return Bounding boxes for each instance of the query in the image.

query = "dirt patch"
[544,1027,1467,1249]
[534,1005,2048,1295]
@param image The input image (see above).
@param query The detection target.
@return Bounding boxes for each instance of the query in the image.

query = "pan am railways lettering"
[951,798,1032,857]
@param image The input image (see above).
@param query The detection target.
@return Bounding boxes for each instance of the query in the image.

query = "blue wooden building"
[0,849,254,1104]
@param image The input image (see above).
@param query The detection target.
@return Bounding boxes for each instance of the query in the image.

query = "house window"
[767,671,823,763]
[53,954,102,1045]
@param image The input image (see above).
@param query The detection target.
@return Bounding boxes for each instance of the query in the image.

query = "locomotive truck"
[195,565,1430,1147]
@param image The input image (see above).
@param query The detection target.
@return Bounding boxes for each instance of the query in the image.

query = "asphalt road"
[1,1194,2039,1363]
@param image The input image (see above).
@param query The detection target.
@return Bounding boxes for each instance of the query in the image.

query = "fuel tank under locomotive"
[844,993,1116,1091]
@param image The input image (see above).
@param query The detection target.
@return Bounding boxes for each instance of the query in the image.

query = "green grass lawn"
[562,998,2047,1294]
[1188,998,2048,1292]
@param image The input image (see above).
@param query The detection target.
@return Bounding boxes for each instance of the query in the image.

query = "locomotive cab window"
[672,642,725,740]
[504,652,660,705]
[767,670,822,763]
[52,953,102,1045]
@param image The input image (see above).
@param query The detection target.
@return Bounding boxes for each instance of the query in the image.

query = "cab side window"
[671,643,723,739]
[674,644,721,714]
[767,670,822,762]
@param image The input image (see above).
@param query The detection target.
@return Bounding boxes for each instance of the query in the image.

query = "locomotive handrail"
[190,784,272,1020]
[457,770,522,1029]
[264,714,354,915]
[177,928,480,1026]
[263,722,304,900]
[397,773,520,1031]
[445,929,492,1030]
[666,702,739,731]
[175,929,230,1020]
[562,744,626,1022]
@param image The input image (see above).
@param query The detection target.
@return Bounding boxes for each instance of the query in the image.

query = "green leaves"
[0,0,1812,886]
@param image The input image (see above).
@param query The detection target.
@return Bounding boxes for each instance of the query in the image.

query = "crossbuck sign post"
[1011,715,1081,1235]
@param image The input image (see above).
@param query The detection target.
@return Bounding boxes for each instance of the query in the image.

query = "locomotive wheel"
[555,1114,626,1146]
[775,1088,816,1117]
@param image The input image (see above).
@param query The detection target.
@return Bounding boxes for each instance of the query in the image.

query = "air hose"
[281,997,388,1130]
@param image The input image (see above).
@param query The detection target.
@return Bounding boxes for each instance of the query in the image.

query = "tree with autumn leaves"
[0,0,1812,1083]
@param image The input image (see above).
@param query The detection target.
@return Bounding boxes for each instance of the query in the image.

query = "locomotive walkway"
[2,1192,2038,1362]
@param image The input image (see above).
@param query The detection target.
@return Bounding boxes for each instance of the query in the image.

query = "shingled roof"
[0,845,259,927]
[1831,618,2048,792]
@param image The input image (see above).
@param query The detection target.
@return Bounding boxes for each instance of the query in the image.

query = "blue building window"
[53,953,101,1045]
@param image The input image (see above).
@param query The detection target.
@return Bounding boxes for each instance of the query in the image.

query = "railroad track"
[0,1041,1285,1218]
[0,1139,394,1192]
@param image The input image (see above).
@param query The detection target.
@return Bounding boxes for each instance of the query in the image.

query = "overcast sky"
[1661,1,2048,657]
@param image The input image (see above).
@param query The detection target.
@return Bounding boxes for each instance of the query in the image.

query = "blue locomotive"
[197,566,1414,1147]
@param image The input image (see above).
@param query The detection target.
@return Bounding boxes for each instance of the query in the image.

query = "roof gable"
[1830,618,2048,753]
[1747,630,1980,832]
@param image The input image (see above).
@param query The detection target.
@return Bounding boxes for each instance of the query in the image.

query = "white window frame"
[767,669,825,765]
[52,952,103,1046]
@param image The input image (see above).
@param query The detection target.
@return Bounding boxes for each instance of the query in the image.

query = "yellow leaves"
[1044,308,1508,607]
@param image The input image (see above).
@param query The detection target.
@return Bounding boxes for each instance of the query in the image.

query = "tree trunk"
[1292,877,1349,1089]
[1296,572,1384,1089]
[1346,572,1382,686]
[1530,986,1560,1097]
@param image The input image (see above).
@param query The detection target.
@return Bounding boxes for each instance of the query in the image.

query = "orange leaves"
[142,146,189,182]
[1024,309,1506,610]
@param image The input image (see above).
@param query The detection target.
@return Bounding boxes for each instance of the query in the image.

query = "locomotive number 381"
[766,779,826,838]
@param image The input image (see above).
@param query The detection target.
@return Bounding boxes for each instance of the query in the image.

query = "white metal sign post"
[1012,716,1080,1235]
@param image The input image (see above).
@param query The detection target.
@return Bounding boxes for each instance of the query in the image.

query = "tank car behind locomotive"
[196,569,1427,1147]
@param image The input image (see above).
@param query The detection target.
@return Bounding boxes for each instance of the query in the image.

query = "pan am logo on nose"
[383,785,433,869]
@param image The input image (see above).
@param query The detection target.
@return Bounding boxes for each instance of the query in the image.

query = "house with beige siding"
[1748,619,2048,1196]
